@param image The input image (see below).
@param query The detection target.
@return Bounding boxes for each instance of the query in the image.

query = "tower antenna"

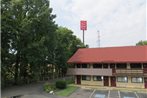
[98,30,100,47]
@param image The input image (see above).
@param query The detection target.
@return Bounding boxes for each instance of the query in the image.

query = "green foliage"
[56,86,78,96]
[1,0,83,88]
[56,80,67,89]
[136,40,147,45]
[1,0,57,86]
[43,83,55,93]
[66,79,74,84]
[55,27,84,77]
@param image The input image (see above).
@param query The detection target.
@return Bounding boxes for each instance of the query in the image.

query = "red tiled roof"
[67,46,147,63]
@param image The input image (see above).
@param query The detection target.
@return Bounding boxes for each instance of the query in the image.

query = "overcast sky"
[50,0,147,48]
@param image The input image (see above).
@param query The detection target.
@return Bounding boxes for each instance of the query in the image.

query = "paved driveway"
[1,82,65,98]
[91,90,147,98]
[2,82,93,98]
[21,94,54,98]
[2,83,147,98]
[92,90,108,98]
[120,91,137,98]
[68,88,93,98]
[137,93,147,98]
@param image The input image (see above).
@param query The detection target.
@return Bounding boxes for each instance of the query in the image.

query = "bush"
[66,79,74,84]
[56,80,67,89]
[43,83,55,93]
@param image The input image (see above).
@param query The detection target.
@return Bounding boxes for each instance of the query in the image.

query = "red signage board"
[80,20,87,30]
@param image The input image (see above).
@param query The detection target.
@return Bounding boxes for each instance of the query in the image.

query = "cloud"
[50,0,146,47]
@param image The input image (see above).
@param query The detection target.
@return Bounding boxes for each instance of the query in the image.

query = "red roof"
[67,46,147,63]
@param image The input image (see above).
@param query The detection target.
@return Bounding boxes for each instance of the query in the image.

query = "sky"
[50,0,147,48]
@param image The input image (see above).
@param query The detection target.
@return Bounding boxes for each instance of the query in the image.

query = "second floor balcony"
[115,69,143,74]
[114,68,147,76]
[66,68,112,76]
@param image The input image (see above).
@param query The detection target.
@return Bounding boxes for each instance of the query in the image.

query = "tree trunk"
[14,54,19,85]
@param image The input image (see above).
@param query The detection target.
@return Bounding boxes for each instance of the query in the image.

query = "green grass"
[56,86,78,96]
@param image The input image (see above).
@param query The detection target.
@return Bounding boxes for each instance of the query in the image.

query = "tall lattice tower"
[97,30,100,47]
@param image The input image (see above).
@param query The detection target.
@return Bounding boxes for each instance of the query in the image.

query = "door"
[111,77,116,87]
[104,76,109,86]
[144,77,147,89]
[143,63,147,73]
[110,64,116,74]
[77,75,81,84]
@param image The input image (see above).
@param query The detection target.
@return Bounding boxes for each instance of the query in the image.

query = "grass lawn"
[56,86,78,96]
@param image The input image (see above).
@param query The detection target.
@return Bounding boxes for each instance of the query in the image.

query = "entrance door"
[77,75,81,84]
[111,77,116,87]
[143,63,147,73]
[104,76,109,86]
[144,77,147,89]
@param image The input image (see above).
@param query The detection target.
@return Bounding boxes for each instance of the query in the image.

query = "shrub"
[56,80,67,89]
[43,83,55,93]
[66,79,74,84]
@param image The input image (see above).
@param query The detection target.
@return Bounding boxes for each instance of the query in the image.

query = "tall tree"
[55,27,84,77]
[1,0,57,85]
[1,0,84,87]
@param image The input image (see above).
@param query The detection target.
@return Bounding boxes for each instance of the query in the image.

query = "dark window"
[131,77,143,83]
[130,63,142,69]
[82,75,91,81]
[81,64,89,68]
[77,64,81,68]
[103,64,108,68]
[110,63,115,68]
[116,63,127,69]
[117,76,128,82]
[93,64,102,68]
[93,76,102,81]
[143,63,147,68]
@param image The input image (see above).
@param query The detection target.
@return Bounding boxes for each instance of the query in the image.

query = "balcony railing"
[66,68,112,76]
[143,68,147,73]
[115,69,144,76]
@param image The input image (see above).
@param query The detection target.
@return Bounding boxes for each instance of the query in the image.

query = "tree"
[55,27,84,77]
[136,40,147,45]
[1,0,57,86]
[1,0,84,87]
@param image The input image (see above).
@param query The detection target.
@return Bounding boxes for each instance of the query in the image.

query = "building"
[67,46,147,89]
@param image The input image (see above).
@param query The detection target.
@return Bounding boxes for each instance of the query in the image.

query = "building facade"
[67,46,147,89]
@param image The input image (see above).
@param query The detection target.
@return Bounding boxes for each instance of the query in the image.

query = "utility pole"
[83,30,84,45]
[98,30,100,47]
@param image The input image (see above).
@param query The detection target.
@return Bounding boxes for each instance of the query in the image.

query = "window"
[93,76,102,81]
[117,76,128,82]
[143,63,147,68]
[93,64,102,68]
[103,64,108,68]
[110,63,115,68]
[82,64,90,68]
[130,63,142,69]
[82,75,91,81]
[77,64,81,68]
[116,63,127,69]
[131,77,143,83]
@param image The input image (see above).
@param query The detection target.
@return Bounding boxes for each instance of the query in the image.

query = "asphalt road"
[2,83,147,98]
[91,90,147,98]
